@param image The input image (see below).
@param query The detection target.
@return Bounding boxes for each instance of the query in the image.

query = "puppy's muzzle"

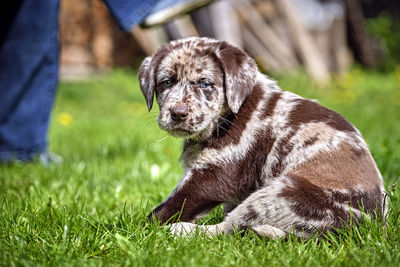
[170,105,189,122]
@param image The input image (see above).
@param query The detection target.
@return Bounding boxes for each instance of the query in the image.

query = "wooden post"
[191,6,215,38]
[342,0,376,68]
[330,16,353,73]
[242,26,282,72]
[165,21,183,40]
[130,27,160,56]
[209,0,243,48]
[91,0,113,69]
[273,0,330,82]
[171,15,200,38]
[236,1,298,69]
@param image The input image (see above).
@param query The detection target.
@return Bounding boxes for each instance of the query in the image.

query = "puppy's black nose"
[170,106,189,122]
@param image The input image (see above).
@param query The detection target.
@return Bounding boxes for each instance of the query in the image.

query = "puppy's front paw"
[166,222,198,237]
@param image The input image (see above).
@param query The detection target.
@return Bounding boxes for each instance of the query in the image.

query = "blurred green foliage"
[367,13,400,70]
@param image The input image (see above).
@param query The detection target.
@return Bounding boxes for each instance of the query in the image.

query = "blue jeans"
[0,0,160,161]
[0,1,60,161]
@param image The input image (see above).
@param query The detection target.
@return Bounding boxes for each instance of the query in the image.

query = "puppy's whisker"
[218,126,235,141]
[153,135,169,142]
[214,122,236,141]
[217,115,233,125]
[145,121,157,127]
[217,116,240,131]
[145,117,159,126]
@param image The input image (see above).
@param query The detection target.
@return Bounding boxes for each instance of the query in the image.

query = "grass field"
[1,68,399,266]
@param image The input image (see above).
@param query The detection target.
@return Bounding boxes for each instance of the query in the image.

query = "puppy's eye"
[162,79,173,88]
[200,81,212,88]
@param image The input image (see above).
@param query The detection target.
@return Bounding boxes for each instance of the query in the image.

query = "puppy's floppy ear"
[138,45,171,111]
[138,57,154,111]
[216,41,258,113]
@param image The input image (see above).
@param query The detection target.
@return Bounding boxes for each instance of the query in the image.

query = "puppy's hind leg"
[221,184,290,239]
[251,225,286,238]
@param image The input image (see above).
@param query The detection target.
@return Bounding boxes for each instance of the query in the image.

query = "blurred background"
[60,0,400,81]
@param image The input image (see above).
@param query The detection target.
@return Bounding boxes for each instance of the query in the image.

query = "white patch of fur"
[175,169,193,189]
[257,72,279,90]
[281,123,346,174]
[167,222,229,237]
[252,224,287,238]
[261,93,301,178]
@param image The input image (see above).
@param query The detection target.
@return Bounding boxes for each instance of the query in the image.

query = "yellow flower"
[57,112,73,126]
[336,72,354,89]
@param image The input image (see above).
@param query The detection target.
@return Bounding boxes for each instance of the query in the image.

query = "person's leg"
[0,0,60,162]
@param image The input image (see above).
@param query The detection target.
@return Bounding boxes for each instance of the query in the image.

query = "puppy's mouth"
[158,112,210,138]
[168,127,195,137]
[158,118,198,137]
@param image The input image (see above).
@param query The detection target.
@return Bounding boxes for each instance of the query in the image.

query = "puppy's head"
[139,37,257,139]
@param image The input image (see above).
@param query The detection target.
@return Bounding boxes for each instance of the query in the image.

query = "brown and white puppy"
[139,37,386,238]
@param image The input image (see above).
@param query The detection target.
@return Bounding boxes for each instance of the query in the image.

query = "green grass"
[1,68,400,266]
